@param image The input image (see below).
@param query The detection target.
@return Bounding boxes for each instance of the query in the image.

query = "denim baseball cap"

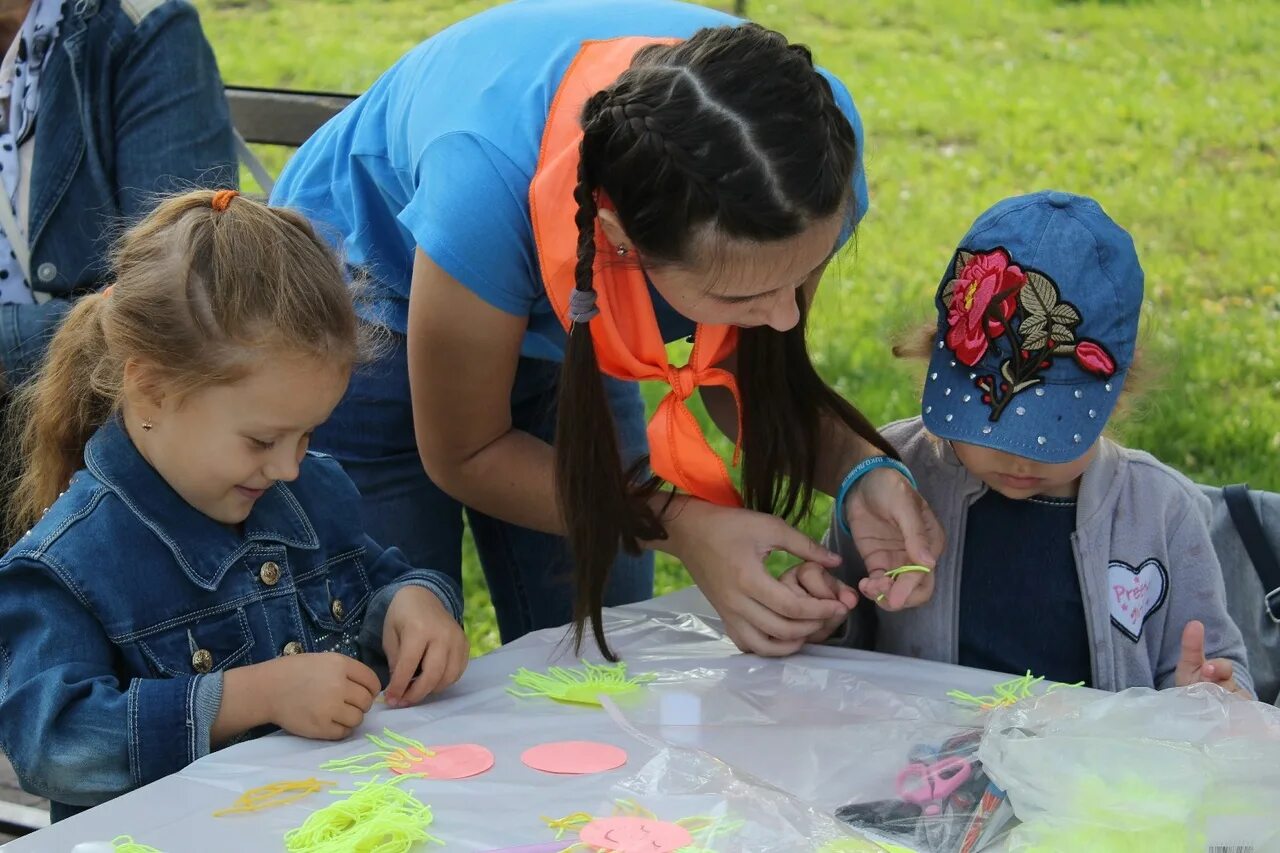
[921,191,1143,463]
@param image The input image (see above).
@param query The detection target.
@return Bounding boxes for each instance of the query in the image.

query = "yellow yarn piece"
[320,727,435,776]
[883,565,931,579]
[112,837,162,853]
[213,777,335,816]
[542,799,742,851]
[283,775,442,853]
[508,660,655,707]
[947,669,1084,710]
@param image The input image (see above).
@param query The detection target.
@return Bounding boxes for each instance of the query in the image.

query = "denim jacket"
[0,418,463,820]
[0,0,236,386]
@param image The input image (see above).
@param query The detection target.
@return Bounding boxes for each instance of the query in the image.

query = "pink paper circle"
[391,743,494,780]
[520,740,628,775]
[579,816,692,852]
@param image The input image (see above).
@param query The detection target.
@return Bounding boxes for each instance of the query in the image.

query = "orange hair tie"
[211,189,239,212]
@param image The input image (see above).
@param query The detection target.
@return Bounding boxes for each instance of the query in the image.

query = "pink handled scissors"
[895,755,972,816]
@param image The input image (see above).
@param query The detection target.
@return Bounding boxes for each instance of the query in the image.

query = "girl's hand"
[382,585,469,708]
[264,652,381,739]
[845,466,944,611]
[778,561,858,644]
[664,500,851,657]
[1174,620,1245,695]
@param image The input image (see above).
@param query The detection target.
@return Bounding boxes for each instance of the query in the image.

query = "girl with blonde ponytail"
[0,190,467,821]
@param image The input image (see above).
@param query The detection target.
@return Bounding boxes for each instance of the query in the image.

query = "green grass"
[194,0,1280,655]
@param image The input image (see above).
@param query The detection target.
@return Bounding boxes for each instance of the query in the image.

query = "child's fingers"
[385,630,427,705]
[1178,620,1207,673]
[858,573,891,606]
[442,635,469,691]
[1204,658,1233,683]
[333,701,365,731]
[346,658,383,700]
[345,681,376,713]
[794,563,839,599]
[402,639,450,705]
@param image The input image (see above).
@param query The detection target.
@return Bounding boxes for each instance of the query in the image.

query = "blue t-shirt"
[272,0,869,362]
[958,490,1093,686]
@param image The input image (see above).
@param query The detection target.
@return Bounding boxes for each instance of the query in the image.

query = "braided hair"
[559,24,896,658]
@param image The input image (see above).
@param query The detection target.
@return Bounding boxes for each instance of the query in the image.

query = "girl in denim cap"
[794,191,1253,696]
[0,190,468,820]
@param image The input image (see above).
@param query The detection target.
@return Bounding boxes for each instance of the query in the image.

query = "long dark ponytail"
[558,24,898,658]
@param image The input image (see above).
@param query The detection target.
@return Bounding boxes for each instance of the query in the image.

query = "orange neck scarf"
[530,37,743,508]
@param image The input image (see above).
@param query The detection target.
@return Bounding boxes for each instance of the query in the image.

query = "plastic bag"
[610,658,1017,852]
[979,683,1280,852]
[832,727,1012,853]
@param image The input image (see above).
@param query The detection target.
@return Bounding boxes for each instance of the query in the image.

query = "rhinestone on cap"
[1074,389,1084,399]
[945,414,954,422]
[1073,434,1082,443]
[1037,436,1047,446]
[1015,406,1026,416]
[963,394,971,403]
[1089,409,1097,419]
[1034,387,1045,397]
[945,388,952,396]
[982,426,993,435]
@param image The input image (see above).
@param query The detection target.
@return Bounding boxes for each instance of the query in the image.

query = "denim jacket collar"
[84,416,320,590]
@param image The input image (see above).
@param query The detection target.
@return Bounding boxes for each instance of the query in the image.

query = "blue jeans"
[312,335,654,643]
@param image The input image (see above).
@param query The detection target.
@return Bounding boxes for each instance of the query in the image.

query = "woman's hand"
[845,467,944,611]
[663,499,852,656]
[778,561,859,644]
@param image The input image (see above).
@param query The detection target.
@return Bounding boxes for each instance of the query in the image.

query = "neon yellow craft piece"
[1018,775,1205,852]
[213,777,335,816]
[113,837,162,853]
[883,565,931,579]
[947,669,1084,711]
[321,727,434,775]
[508,660,655,707]
[543,799,742,852]
[283,775,443,853]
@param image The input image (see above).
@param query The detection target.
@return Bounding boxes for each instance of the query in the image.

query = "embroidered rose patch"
[940,248,1118,421]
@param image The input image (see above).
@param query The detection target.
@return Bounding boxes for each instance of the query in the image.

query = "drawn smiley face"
[579,816,693,852]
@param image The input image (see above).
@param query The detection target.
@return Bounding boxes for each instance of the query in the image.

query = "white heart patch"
[1108,559,1169,642]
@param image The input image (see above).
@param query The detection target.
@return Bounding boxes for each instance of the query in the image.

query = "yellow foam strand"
[283,775,441,853]
[213,778,335,816]
[508,660,655,707]
[543,810,595,838]
[949,670,1084,710]
[883,565,932,578]
[321,727,434,776]
[113,837,162,853]
[382,728,429,754]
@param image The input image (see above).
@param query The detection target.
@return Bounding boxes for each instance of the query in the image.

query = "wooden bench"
[225,85,356,193]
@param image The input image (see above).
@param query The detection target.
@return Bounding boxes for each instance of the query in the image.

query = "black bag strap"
[1223,483,1280,622]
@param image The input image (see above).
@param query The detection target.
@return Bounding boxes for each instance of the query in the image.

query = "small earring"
[616,245,629,257]
[142,420,154,432]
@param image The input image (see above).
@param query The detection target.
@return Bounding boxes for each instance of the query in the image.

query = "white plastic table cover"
[1,588,1044,852]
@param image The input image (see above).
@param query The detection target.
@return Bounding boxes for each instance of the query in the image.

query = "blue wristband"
[836,456,918,536]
